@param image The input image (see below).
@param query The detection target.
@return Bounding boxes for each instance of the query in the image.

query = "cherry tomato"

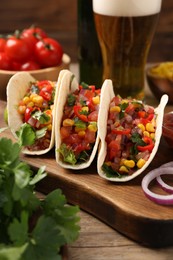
[5,36,32,62]
[35,37,63,67]
[20,60,40,71]
[0,52,12,70]
[0,38,7,52]
[12,61,22,71]
[21,26,47,52]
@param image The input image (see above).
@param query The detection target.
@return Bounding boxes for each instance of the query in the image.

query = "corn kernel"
[30,93,37,101]
[150,133,155,139]
[110,106,121,113]
[119,165,129,173]
[47,124,52,131]
[27,101,34,107]
[143,131,150,137]
[63,119,74,127]
[81,106,89,113]
[18,105,26,114]
[32,95,43,105]
[23,96,30,104]
[138,123,145,132]
[92,96,100,105]
[146,123,155,133]
[88,123,97,132]
[124,159,135,168]
[75,126,86,132]
[137,158,146,168]
[78,130,86,137]
[105,161,112,166]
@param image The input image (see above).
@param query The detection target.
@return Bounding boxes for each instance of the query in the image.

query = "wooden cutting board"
[1,100,173,248]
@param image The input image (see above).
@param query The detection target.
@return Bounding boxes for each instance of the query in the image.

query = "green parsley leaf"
[58,143,77,165]
[16,123,36,147]
[8,211,29,245]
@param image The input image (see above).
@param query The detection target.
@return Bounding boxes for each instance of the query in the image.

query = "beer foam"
[93,0,162,17]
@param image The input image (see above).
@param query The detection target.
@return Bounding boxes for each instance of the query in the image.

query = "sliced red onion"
[142,167,173,205]
[156,162,173,194]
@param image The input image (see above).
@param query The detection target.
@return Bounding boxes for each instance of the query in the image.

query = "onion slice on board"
[142,167,173,205]
[156,162,173,194]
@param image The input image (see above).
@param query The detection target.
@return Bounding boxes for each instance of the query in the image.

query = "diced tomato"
[88,111,98,122]
[108,140,120,160]
[60,126,71,139]
[85,129,95,143]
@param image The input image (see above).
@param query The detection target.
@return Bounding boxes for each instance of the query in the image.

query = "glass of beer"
[93,0,162,99]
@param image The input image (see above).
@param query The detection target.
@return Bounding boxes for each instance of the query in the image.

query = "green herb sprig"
[0,136,80,259]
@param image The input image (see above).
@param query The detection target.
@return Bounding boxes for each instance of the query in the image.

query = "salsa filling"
[17,80,55,151]
[102,95,156,178]
[58,82,100,165]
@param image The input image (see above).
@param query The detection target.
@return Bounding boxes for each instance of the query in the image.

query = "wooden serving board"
[1,100,173,248]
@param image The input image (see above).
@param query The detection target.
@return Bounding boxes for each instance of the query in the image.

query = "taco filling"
[58,82,100,165]
[102,95,156,178]
[17,80,55,151]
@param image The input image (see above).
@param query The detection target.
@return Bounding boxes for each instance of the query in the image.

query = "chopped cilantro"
[30,83,39,94]
[32,111,50,124]
[74,118,87,129]
[80,82,89,89]
[119,102,129,119]
[58,143,77,165]
[67,94,76,106]
[102,163,122,178]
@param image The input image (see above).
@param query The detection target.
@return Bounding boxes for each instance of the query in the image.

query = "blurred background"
[0,0,172,63]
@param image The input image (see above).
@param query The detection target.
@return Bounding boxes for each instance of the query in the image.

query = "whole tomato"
[0,38,7,52]
[35,37,63,68]
[0,52,12,70]
[20,60,41,71]
[5,35,32,62]
[21,26,47,52]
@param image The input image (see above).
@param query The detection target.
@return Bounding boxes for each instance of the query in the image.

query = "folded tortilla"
[7,70,66,155]
[55,70,100,169]
[97,80,168,182]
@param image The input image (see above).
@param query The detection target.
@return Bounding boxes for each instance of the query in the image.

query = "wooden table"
[1,64,173,259]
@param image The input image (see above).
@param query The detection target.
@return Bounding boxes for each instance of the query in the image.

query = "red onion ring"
[156,162,173,194]
[141,167,173,205]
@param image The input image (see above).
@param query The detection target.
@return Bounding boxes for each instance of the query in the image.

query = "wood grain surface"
[1,99,173,248]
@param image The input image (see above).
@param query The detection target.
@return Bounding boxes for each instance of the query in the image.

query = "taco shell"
[97,80,168,182]
[55,70,100,169]
[6,71,65,155]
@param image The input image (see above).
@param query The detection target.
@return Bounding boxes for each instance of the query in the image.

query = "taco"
[7,71,65,155]
[97,80,168,182]
[55,70,100,169]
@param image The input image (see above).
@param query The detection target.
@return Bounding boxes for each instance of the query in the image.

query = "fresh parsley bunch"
[0,137,80,260]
